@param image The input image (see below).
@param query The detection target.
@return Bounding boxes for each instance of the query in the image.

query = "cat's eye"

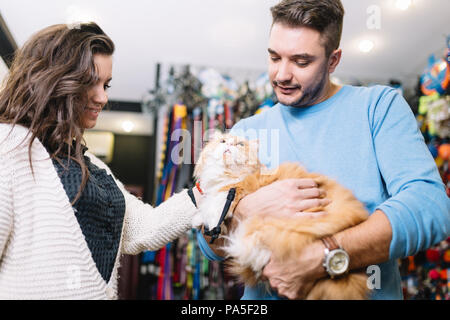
[237,142,245,147]
[220,139,226,143]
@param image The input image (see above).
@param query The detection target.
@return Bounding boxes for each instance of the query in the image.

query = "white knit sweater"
[0,123,197,300]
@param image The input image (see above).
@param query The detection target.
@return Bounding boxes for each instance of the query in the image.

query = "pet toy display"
[400,238,450,300]
[420,37,450,96]
[401,41,450,299]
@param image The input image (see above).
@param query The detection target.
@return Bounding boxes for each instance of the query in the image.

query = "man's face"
[268,23,331,108]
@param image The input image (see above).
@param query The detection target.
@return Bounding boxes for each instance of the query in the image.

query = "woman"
[0,22,201,299]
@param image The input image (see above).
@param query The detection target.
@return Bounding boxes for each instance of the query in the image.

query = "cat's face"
[194,133,260,181]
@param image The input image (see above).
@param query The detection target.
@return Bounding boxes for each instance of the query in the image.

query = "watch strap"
[321,236,340,251]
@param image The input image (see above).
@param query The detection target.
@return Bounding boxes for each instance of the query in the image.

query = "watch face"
[329,250,349,275]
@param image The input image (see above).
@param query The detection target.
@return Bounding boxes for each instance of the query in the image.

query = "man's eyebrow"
[268,48,278,55]
[291,53,315,61]
[268,48,315,60]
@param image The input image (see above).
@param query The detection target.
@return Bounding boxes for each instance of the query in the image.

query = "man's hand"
[262,211,393,299]
[232,178,330,298]
[262,240,327,300]
[234,178,331,220]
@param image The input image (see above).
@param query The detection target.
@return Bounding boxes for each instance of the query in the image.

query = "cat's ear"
[193,131,221,179]
[212,130,224,142]
[193,138,211,180]
[202,130,223,146]
[193,151,204,180]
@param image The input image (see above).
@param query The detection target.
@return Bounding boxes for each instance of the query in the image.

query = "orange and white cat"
[192,133,370,300]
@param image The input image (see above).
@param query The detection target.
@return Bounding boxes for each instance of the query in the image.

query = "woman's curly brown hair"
[0,22,115,204]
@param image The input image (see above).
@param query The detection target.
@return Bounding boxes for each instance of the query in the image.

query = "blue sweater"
[198,85,450,300]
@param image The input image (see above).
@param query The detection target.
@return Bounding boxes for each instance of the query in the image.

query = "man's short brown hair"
[270,0,345,57]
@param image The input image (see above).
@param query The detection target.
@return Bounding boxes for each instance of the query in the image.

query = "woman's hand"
[234,179,330,220]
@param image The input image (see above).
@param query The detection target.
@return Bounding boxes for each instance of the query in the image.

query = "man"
[197,0,450,300]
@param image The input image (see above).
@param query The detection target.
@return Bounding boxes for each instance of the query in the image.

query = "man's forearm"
[292,210,393,282]
[335,210,392,270]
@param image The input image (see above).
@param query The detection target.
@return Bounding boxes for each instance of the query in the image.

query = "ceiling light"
[122,121,135,133]
[359,40,375,53]
[395,0,412,11]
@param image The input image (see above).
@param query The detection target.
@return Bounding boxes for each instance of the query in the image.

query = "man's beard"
[274,66,329,108]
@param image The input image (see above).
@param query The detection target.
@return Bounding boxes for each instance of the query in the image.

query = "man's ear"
[328,48,342,74]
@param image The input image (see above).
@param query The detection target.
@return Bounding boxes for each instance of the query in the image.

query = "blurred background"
[0,0,449,300]
[1,0,449,98]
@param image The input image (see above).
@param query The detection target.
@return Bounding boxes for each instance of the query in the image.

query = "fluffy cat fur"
[192,133,370,300]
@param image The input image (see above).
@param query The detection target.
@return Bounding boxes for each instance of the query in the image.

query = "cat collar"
[204,188,236,244]
[196,181,204,195]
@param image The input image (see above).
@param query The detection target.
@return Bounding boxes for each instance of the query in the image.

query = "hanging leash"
[204,188,236,244]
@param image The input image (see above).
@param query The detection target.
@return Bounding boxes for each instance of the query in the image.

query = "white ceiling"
[0,0,449,101]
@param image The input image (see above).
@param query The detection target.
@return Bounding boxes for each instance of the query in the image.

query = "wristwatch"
[321,236,350,278]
